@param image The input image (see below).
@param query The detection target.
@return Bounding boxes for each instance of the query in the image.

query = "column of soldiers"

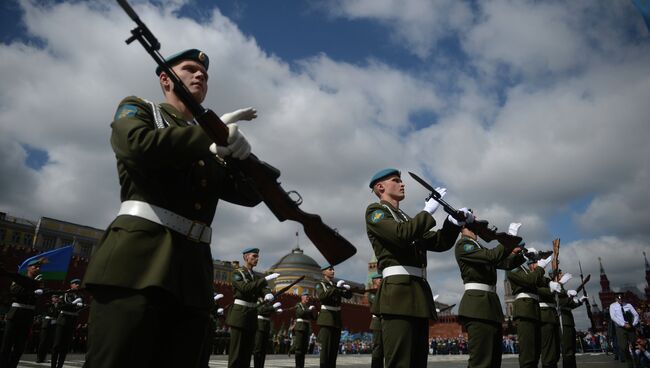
[291,291,316,368]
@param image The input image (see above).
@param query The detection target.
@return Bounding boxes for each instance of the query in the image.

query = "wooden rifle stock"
[116,0,356,265]
[579,259,596,331]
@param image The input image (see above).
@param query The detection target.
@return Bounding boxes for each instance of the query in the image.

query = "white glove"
[572,297,580,304]
[436,308,441,313]
[549,281,561,293]
[537,255,552,269]
[508,222,522,236]
[34,289,43,295]
[448,207,474,226]
[433,294,439,301]
[342,284,351,290]
[265,273,280,281]
[276,308,283,313]
[559,273,573,285]
[579,296,589,303]
[208,123,251,160]
[423,187,446,215]
[72,298,83,305]
[76,302,84,307]
[214,293,224,301]
[567,289,577,297]
[34,274,43,281]
[217,308,224,315]
[336,280,345,288]
[220,107,257,124]
[525,247,537,255]
[273,302,281,309]
[308,305,315,310]
[264,293,274,302]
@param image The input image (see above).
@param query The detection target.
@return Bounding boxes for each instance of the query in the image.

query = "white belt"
[257,315,270,321]
[464,283,496,293]
[515,292,540,301]
[382,265,426,278]
[539,302,554,308]
[321,305,341,311]
[118,200,212,243]
[234,299,256,308]
[296,318,306,323]
[11,302,35,310]
[44,316,54,320]
[60,311,79,316]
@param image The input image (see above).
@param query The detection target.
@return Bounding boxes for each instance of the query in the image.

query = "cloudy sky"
[1,0,649,329]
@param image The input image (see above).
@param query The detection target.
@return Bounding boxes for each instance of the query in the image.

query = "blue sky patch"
[21,144,49,170]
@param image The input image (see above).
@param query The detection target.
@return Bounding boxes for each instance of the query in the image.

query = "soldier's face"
[377,175,404,201]
[323,268,335,279]
[27,264,40,278]
[245,253,259,267]
[166,60,209,103]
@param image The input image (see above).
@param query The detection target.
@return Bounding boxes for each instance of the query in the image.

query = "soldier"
[506,247,552,368]
[455,222,526,368]
[51,279,85,368]
[293,291,316,368]
[226,248,280,368]
[83,48,263,367]
[365,168,463,368]
[36,294,60,363]
[538,274,564,368]
[0,259,43,368]
[316,265,352,368]
[559,287,587,368]
[367,273,383,368]
[253,298,281,368]
[610,294,640,368]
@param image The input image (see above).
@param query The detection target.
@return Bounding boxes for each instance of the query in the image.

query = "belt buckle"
[187,221,206,242]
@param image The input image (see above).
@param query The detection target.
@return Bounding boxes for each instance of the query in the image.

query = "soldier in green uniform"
[455,222,525,368]
[226,247,279,368]
[51,279,84,368]
[367,273,383,368]
[83,48,263,368]
[0,259,43,368]
[505,247,552,368]
[538,274,563,368]
[365,168,463,368]
[36,293,60,363]
[316,264,352,368]
[559,287,586,368]
[253,298,281,368]
[293,291,316,368]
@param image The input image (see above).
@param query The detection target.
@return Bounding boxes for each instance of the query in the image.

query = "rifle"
[437,303,456,314]
[574,273,590,295]
[408,172,523,251]
[551,238,564,339]
[115,0,356,266]
[578,260,596,332]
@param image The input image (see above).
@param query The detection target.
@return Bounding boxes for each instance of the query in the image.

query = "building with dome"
[267,246,322,296]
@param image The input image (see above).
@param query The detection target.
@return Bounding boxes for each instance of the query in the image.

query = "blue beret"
[370,272,382,279]
[27,259,42,266]
[155,49,209,76]
[301,290,310,296]
[369,168,400,188]
[321,264,333,271]
[242,247,259,255]
[70,279,81,284]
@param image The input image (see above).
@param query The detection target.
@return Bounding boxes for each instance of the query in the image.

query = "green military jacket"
[455,236,525,322]
[559,292,581,327]
[294,302,315,332]
[367,292,381,331]
[84,96,261,309]
[56,291,84,326]
[5,282,38,320]
[365,201,461,319]
[537,277,560,325]
[256,299,276,333]
[226,267,271,330]
[506,265,546,320]
[316,279,352,328]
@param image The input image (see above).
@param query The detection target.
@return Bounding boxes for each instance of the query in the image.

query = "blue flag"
[18,245,74,281]
[633,0,650,32]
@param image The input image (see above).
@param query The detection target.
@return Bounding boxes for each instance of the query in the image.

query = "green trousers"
[515,317,541,368]
[540,321,560,368]
[318,326,341,368]
[86,286,209,368]
[253,327,269,368]
[293,329,309,368]
[371,327,383,368]
[382,315,428,368]
[0,308,35,368]
[463,317,502,368]
[229,326,255,368]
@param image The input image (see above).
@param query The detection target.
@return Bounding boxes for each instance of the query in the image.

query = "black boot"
[50,353,58,368]
[56,353,67,368]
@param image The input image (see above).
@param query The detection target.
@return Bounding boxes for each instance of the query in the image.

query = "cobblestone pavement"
[18,352,618,367]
